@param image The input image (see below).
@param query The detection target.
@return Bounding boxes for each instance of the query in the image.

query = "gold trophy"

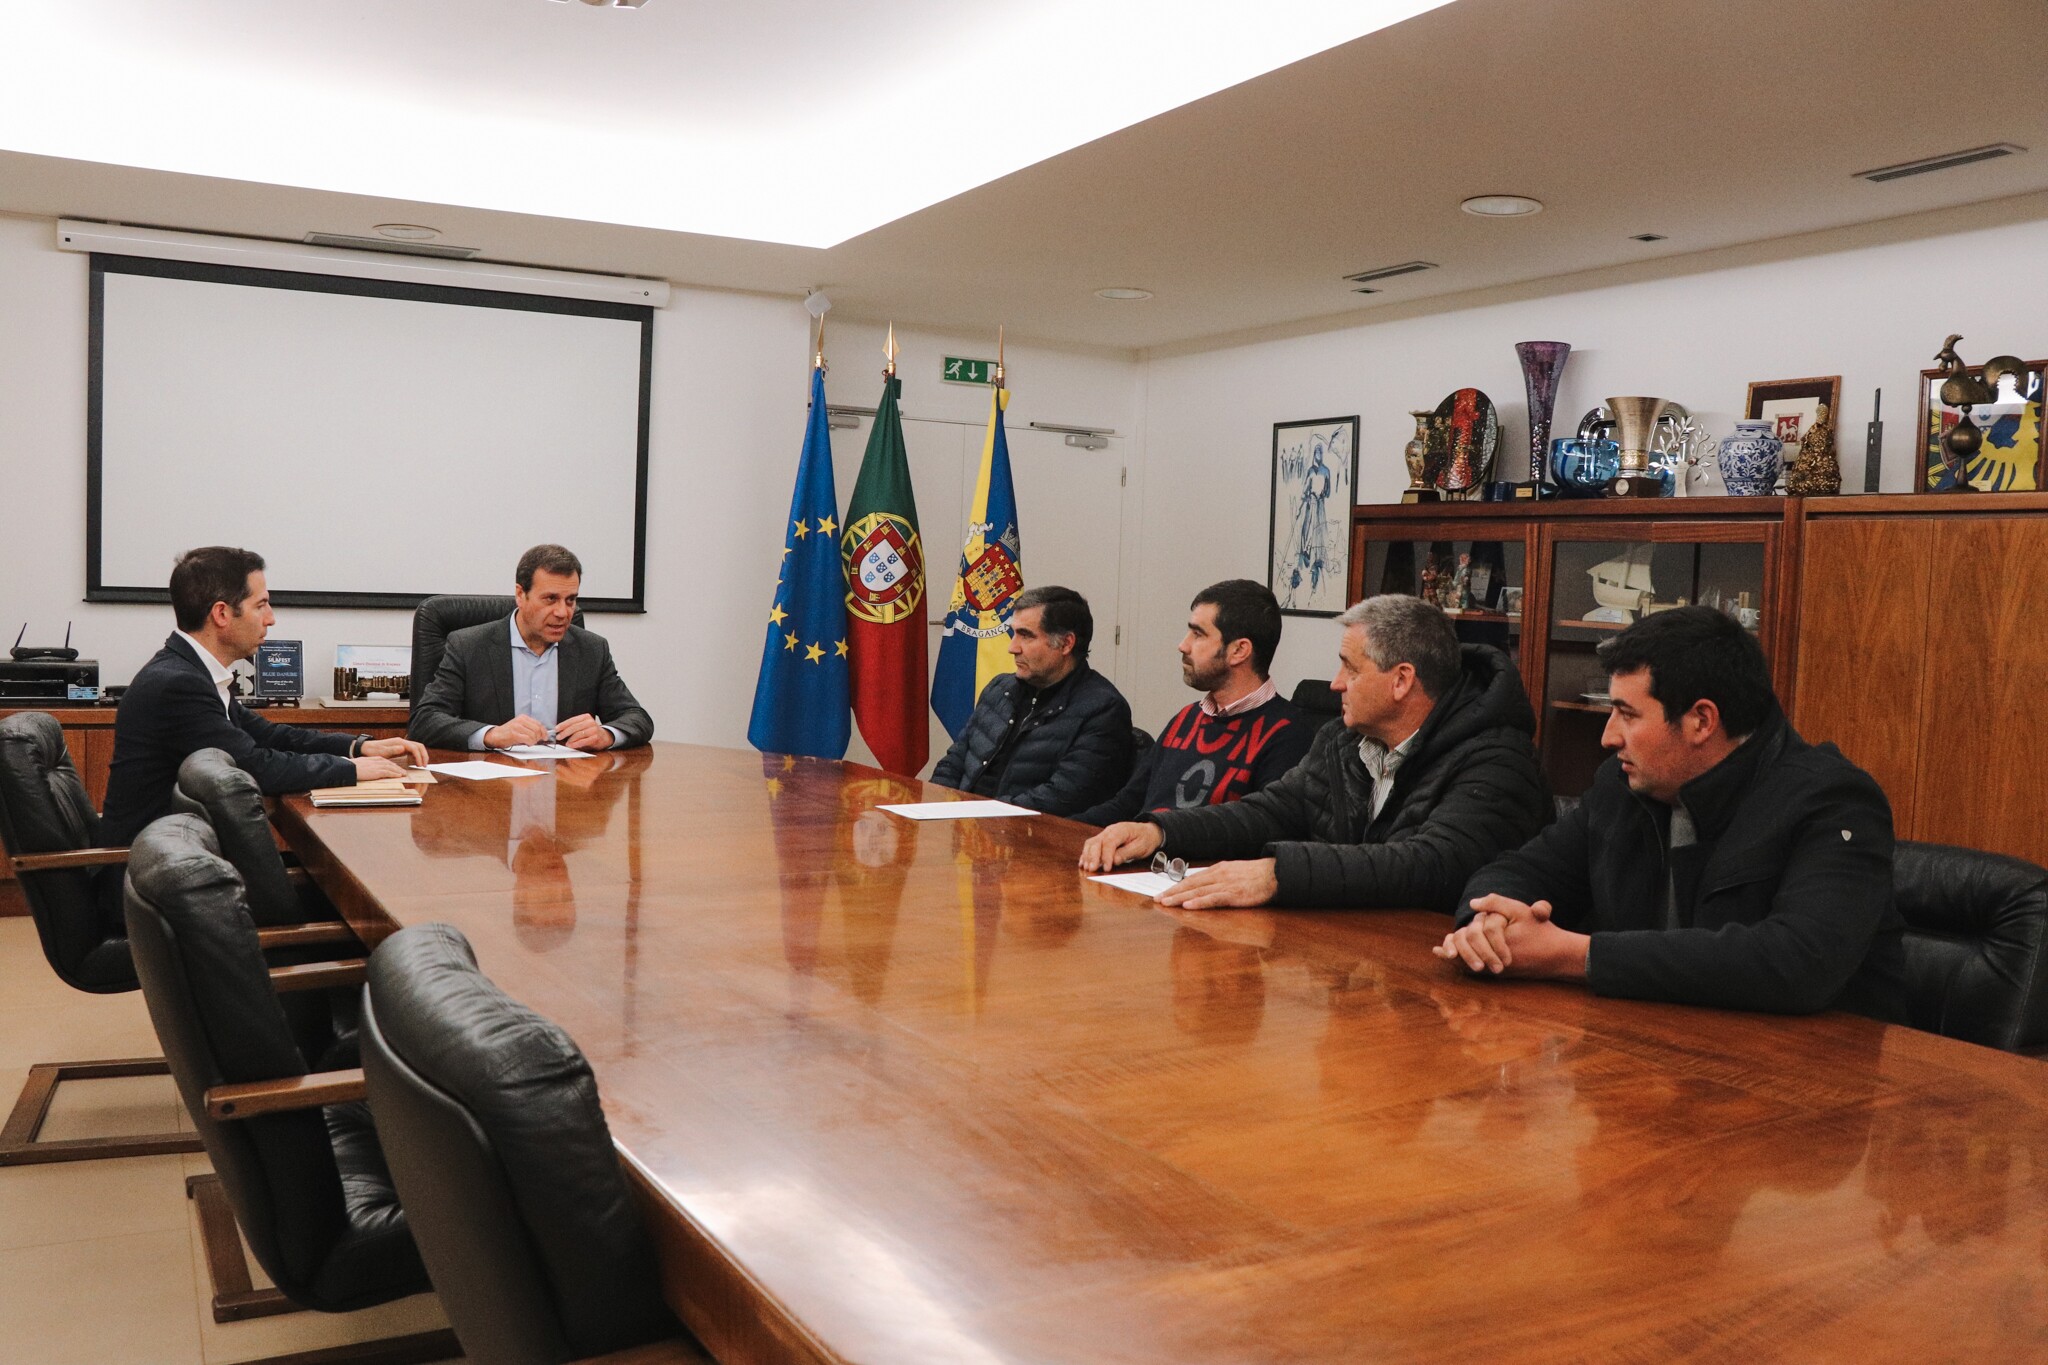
[1605,396,1671,498]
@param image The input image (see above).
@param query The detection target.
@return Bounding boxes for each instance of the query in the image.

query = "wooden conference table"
[275,743,2048,1364]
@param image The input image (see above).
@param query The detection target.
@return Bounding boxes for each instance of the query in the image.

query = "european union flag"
[748,366,851,757]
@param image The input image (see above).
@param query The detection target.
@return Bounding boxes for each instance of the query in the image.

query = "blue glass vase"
[1550,437,1619,496]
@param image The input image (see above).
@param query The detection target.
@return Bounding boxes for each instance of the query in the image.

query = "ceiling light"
[1094,287,1152,301]
[1461,195,1544,217]
[373,224,441,241]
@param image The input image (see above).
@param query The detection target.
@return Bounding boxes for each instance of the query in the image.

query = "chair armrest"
[205,1068,366,1119]
[12,846,130,873]
[265,959,367,993]
[254,922,360,951]
[574,1338,717,1365]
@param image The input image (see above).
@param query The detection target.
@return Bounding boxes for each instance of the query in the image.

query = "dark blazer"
[1144,644,1549,913]
[102,635,357,846]
[929,664,1133,817]
[408,616,653,751]
[1458,708,1910,1020]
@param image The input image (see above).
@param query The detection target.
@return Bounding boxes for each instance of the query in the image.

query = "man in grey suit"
[409,544,654,752]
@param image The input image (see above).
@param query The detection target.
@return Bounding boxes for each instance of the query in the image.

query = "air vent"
[1343,260,1437,286]
[1630,233,1667,242]
[1855,143,2025,183]
[302,232,483,259]
[1351,286,1381,295]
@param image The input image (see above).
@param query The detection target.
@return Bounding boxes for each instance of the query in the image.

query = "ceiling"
[2,0,2044,353]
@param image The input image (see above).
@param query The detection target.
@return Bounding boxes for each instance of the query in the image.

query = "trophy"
[1605,396,1671,498]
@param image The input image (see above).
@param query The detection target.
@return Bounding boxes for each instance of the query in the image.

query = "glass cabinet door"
[1360,534,1528,666]
[1540,533,1769,795]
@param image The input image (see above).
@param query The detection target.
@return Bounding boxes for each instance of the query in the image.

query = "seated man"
[1434,606,1909,1019]
[409,544,653,753]
[1074,579,1313,826]
[930,585,1133,817]
[103,546,425,846]
[1080,593,1548,912]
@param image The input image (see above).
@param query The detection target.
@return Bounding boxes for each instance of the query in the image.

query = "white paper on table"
[1089,869,1207,897]
[876,800,1040,821]
[497,743,588,760]
[425,760,546,780]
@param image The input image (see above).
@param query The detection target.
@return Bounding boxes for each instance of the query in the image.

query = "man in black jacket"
[930,585,1133,816]
[1080,594,1548,912]
[103,547,425,846]
[1436,606,1909,1020]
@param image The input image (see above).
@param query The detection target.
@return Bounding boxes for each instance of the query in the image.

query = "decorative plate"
[1431,388,1499,495]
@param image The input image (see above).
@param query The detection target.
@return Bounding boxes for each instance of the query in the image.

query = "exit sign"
[942,356,998,385]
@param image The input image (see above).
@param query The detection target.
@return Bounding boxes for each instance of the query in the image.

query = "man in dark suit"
[102,547,426,846]
[408,544,653,752]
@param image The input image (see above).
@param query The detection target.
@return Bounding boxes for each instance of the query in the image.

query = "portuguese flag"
[841,373,929,776]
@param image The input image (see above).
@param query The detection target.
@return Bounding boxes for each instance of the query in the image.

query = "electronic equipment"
[254,640,304,702]
[0,657,100,701]
[11,623,80,663]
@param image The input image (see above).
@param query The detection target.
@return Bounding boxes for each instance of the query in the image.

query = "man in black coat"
[408,544,653,752]
[930,585,1133,817]
[1436,606,1909,1020]
[102,547,425,846]
[1080,594,1548,912]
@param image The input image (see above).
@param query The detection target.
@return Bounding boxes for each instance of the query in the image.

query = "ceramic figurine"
[1450,553,1473,611]
[1785,402,1840,496]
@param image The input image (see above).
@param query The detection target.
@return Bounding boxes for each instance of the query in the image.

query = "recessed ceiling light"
[1461,195,1543,217]
[1094,287,1153,301]
[373,223,441,241]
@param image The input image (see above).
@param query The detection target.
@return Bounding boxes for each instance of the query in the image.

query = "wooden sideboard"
[1353,492,2048,868]
[0,703,410,898]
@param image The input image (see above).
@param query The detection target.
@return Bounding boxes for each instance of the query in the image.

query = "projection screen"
[88,255,652,610]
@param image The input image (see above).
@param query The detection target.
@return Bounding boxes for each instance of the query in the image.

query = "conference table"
[275,742,2048,1364]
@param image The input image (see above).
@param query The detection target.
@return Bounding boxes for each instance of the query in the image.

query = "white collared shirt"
[1357,730,1419,823]
[175,629,237,717]
[1199,676,1280,719]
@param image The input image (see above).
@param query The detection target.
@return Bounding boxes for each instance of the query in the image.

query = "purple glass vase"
[1515,341,1572,485]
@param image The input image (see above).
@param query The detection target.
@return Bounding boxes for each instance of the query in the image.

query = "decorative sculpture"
[1401,410,1437,503]
[1515,342,1571,488]
[1785,401,1840,496]
[1605,396,1672,497]
[1931,334,2028,493]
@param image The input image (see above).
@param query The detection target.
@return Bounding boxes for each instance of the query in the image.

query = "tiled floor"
[0,917,457,1364]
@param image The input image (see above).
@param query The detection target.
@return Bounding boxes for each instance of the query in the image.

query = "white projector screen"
[88,255,652,610]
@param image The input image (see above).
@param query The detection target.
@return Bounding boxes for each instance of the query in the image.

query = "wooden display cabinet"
[1352,498,1790,798]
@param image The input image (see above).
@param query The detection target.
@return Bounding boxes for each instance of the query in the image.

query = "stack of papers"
[309,778,421,808]
[497,743,589,760]
[877,800,1039,821]
[425,760,545,781]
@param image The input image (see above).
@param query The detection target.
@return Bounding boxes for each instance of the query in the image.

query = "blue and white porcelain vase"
[1717,420,1784,497]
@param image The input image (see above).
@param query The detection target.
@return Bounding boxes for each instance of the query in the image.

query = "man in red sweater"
[1073,580,1314,827]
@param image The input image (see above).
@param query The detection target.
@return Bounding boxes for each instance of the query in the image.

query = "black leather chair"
[362,923,706,1365]
[0,712,199,1164]
[1289,677,1341,719]
[1894,840,2048,1055]
[124,814,457,1358]
[410,595,584,704]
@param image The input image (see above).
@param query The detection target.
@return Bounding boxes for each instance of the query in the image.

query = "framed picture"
[1744,375,1842,460]
[1918,359,2046,492]
[1268,416,1359,617]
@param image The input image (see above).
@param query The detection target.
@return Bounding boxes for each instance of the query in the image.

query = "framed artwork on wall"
[1918,358,2045,492]
[1268,415,1358,617]
[1744,375,1842,456]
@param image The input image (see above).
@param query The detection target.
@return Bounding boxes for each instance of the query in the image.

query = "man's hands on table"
[1433,894,1590,979]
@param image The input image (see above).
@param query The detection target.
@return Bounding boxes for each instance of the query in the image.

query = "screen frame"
[86,252,654,612]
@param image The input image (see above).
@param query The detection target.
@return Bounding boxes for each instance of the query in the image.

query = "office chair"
[0,711,200,1164]
[1289,678,1341,719]
[124,813,458,1360]
[410,595,585,705]
[1894,840,2048,1056]
[362,922,708,1365]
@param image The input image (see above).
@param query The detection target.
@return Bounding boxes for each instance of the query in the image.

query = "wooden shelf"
[1550,700,1615,713]
[1551,618,1631,632]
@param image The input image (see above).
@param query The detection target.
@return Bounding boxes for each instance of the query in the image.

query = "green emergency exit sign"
[942,356,998,385]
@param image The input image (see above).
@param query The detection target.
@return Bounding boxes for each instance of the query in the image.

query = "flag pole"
[884,322,897,379]
[814,310,827,372]
[994,324,1005,386]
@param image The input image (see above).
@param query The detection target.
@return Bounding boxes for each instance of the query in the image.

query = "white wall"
[0,214,1140,760]
[1129,205,2048,727]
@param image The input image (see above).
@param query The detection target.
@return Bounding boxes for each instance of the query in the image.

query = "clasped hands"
[1432,894,1590,980]
[484,713,613,752]
[1077,821,1278,909]
[351,736,429,781]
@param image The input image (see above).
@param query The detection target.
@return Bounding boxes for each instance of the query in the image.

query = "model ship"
[1586,545,1654,623]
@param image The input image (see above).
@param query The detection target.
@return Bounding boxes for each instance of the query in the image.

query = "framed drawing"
[1269,416,1359,617]
[1918,358,2045,492]
[1745,375,1842,458]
